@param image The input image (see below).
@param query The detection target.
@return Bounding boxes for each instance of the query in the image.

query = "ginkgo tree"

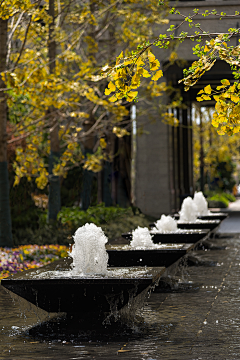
[0,0,39,247]
[192,105,240,191]
[9,3,181,180]
[103,4,240,136]
[0,0,181,242]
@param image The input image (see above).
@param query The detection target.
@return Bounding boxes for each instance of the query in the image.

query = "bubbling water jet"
[179,197,198,222]
[193,191,210,216]
[152,215,178,233]
[130,227,159,248]
[69,223,109,276]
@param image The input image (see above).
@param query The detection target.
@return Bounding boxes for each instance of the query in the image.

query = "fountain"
[153,215,178,232]
[177,197,220,231]
[149,215,210,243]
[194,191,228,221]
[110,226,195,267]
[70,223,109,276]
[174,192,228,221]
[125,214,210,244]
[1,223,165,320]
[193,191,209,216]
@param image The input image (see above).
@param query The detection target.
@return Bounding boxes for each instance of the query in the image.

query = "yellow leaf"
[231,94,239,103]
[150,59,160,71]
[142,69,151,78]
[116,92,125,100]
[117,51,123,60]
[212,118,219,127]
[136,67,143,76]
[216,85,226,90]
[221,79,230,86]
[131,74,141,88]
[204,85,212,94]
[196,97,204,102]
[113,127,130,137]
[148,50,156,63]
[197,89,205,94]
[100,138,107,149]
[116,51,123,65]
[228,84,236,93]
[126,91,138,102]
[105,81,116,95]
[202,95,211,100]
[109,94,118,102]
[204,45,210,52]
[136,57,144,67]
[217,129,225,135]
[233,126,240,134]
[152,70,163,81]
[105,88,112,96]
[222,92,230,98]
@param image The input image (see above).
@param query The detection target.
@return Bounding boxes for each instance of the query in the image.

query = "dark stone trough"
[150,220,220,231]
[1,259,165,317]
[122,229,210,244]
[106,243,194,267]
[173,213,228,221]
[177,220,220,231]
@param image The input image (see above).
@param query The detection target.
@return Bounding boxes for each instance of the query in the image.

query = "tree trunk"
[0,19,13,247]
[81,148,94,210]
[48,0,61,222]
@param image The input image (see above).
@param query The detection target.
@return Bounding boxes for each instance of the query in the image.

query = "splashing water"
[130,227,158,249]
[152,215,178,233]
[179,197,198,222]
[193,191,210,216]
[69,223,109,276]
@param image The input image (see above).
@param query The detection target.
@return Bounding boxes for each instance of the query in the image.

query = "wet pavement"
[215,198,240,235]
[1,211,240,359]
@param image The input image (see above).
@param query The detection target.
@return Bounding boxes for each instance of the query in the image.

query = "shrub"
[57,203,132,230]
[207,194,229,208]
[221,192,236,202]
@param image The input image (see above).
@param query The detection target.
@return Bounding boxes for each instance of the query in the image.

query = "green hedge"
[222,192,236,202]
[57,204,153,244]
[57,203,131,230]
[207,194,229,208]
[206,191,236,208]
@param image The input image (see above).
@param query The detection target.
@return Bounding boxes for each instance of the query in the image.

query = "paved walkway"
[216,199,240,235]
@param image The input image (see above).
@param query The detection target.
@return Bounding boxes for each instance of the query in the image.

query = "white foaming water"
[179,197,198,222]
[193,191,210,215]
[130,227,158,249]
[152,214,178,233]
[69,223,109,276]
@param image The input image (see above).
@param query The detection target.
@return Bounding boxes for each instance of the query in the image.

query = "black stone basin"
[106,244,194,267]
[198,213,228,221]
[1,259,165,315]
[122,229,209,244]
[173,213,228,221]
[177,220,220,231]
